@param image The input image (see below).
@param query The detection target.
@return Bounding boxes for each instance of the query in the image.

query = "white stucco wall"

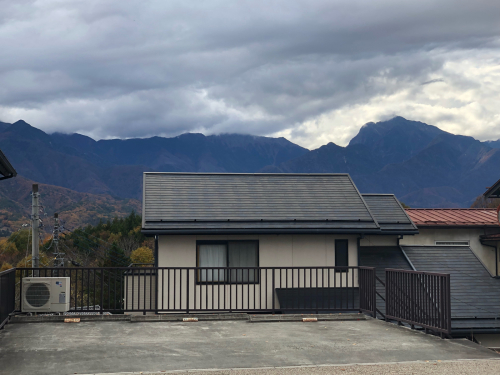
[359,235,400,247]
[156,234,361,311]
[158,234,359,268]
[400,228,499,276]
[124,274,156,312]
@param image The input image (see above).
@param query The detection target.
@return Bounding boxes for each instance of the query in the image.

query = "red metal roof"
[406,208,499,227]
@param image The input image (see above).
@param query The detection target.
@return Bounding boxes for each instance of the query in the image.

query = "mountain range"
[1,116,500,234]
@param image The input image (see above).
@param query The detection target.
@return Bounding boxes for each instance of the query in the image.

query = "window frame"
[335,239,349,272]
[196,240,260,284]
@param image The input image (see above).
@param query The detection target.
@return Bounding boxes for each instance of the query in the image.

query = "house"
[140,172,500,338]
[358,206,500,335]
[141,172,418,313]
[402,209,500,276]
[384,208,500,342]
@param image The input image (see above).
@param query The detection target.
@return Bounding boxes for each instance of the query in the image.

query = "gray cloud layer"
[1,0,499,148]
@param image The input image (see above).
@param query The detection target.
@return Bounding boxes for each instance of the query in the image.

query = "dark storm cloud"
[0,0,499,145]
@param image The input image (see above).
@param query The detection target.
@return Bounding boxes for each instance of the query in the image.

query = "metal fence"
[16,266,376,315]
[0,268,16,329]
[385,269,451,335]
[359,267,377,317]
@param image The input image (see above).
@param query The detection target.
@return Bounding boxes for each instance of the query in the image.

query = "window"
[197,241,259,283]
[335,239,349,270]
[435,241,469,246]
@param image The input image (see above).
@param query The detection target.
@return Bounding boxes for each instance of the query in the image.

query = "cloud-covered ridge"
[1,0,499,148]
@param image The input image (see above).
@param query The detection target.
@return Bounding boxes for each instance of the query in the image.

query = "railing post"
[186,269,190,313]
[272,268,275,314]
[372,268,376,318]
[100,269,104,315]
[446,273,451,335]
[385,269,389,321]
[229,268,232,313]
[410,272,414,324]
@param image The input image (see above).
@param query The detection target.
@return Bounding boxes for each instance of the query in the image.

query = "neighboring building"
[483,178,500,200]
[402,209,500,276]
[0,149,16,181]
[395,209,500,336]
[141,172,417,311]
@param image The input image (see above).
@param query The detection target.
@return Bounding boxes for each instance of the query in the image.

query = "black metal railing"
[0,268,16,329]
[385,269,451,335]
[16,266,376,315]
[359,267,376,317]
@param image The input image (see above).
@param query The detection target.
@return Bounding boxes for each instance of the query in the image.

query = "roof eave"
[141,228,384,236]
[414,224,500,229]
[0,149,17,180]
[375,230,419,235]
[484,177,500,199]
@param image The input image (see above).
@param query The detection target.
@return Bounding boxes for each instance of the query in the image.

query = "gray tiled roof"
[362,194,418,233]
[402,246,500,322]
[142,173,381,234]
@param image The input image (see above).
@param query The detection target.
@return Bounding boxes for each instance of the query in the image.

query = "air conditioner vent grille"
[25,283,51,307]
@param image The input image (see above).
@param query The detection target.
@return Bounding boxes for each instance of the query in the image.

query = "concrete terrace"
[0,317,498,375]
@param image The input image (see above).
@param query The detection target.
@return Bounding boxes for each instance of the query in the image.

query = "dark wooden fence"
[16,266,376,315]
[0,268,16,329]
[385,269,451,335]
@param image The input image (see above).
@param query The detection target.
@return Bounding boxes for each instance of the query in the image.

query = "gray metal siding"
[143,173,379,232]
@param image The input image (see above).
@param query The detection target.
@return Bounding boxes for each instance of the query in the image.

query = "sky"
[0,0,499,149]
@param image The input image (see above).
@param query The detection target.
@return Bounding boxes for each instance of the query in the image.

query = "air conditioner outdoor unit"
[22,277,70,313]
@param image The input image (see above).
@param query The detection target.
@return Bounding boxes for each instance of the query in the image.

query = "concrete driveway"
[0,318,498,375]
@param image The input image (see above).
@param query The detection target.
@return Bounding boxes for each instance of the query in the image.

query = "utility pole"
[31,184,39,274]
[53,213,64,267]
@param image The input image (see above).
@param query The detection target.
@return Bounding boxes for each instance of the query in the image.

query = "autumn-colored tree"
[9,229,31,255]
[16,253,52,268]
[130,247,154,266]
[0,238,17,256]
[0,262,13,272]
[0,236,26,269]
[471,195,500,208]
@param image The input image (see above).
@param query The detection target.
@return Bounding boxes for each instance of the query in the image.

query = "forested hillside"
[0,175,141,236]
[0,212,153,271]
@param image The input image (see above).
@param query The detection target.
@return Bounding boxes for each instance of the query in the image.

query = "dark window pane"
[228,241,258,282]
[335,239,349,268]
